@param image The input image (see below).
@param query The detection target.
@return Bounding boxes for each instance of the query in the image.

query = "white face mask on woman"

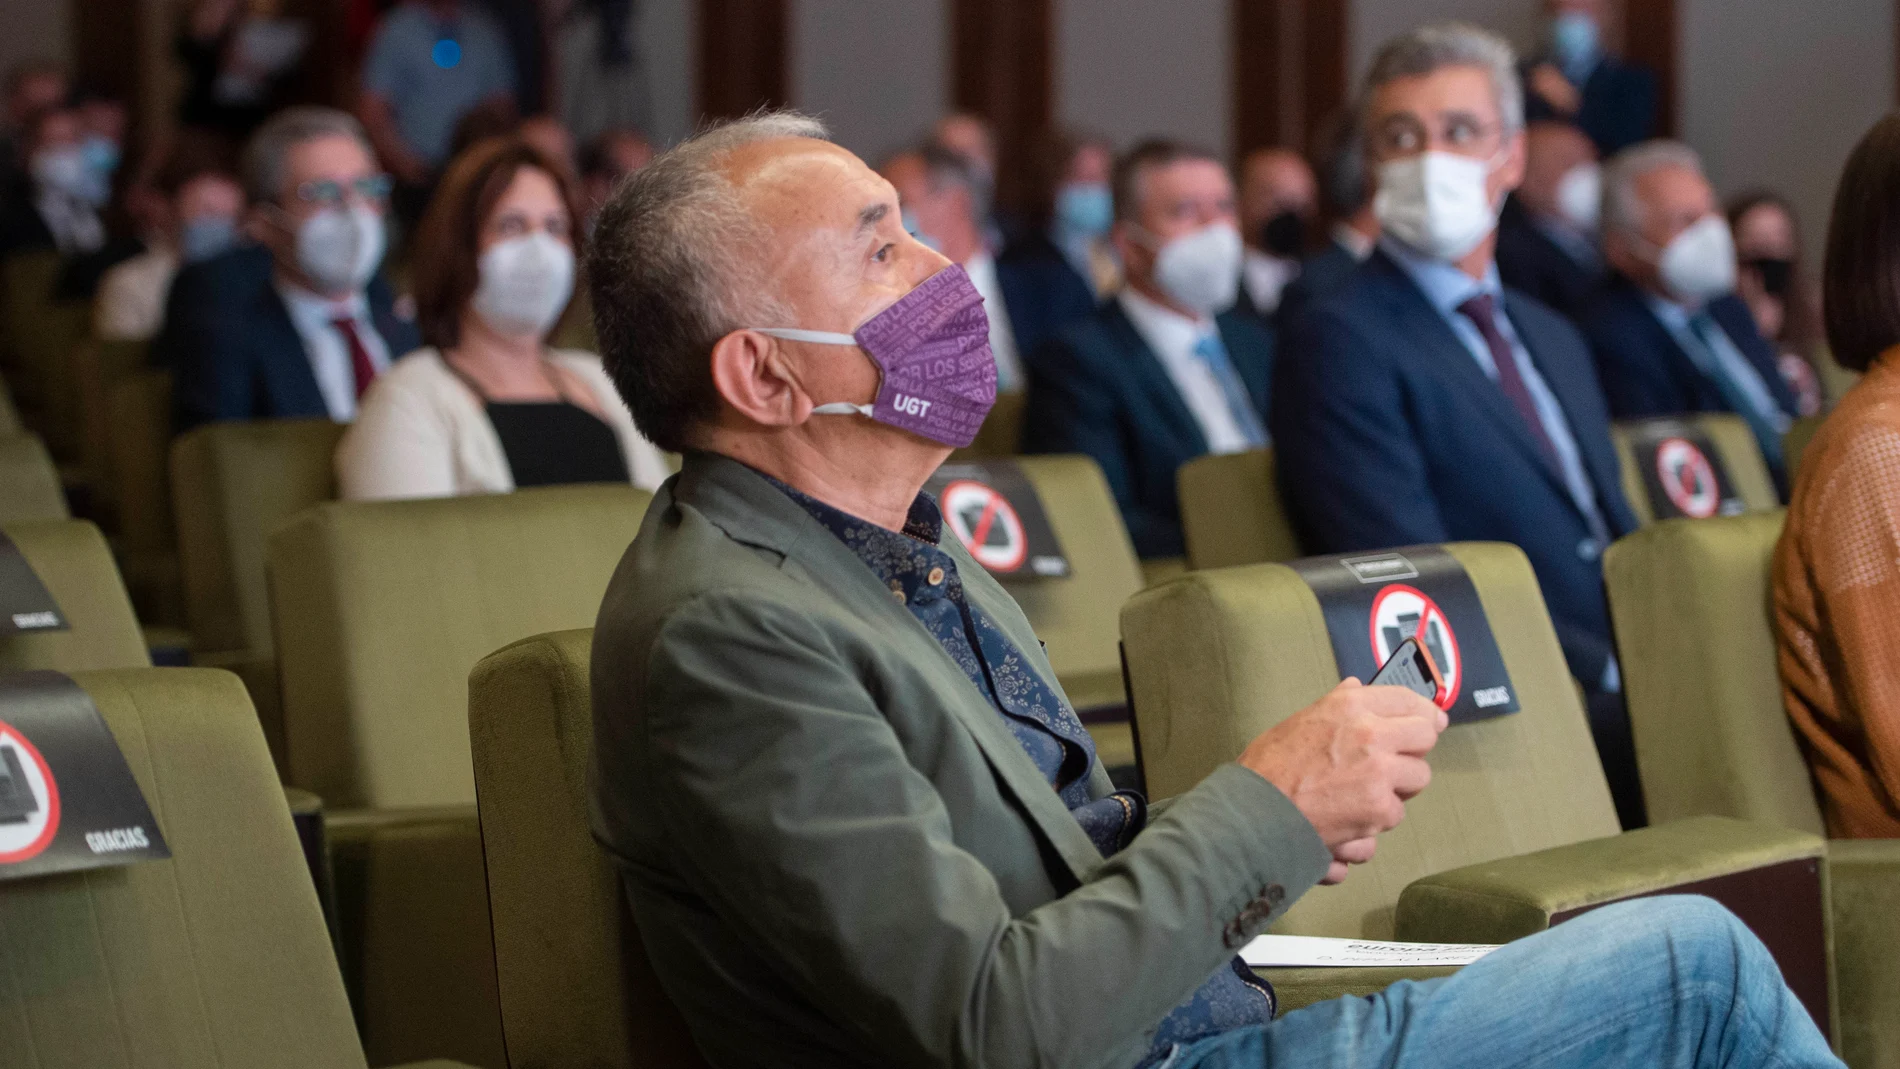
[296,205,386,294]
[1139,222,1243,316]
[471,231,576,337]
[1374,151,1503,261]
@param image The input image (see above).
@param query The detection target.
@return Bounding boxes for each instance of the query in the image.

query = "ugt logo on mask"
[893,394,933,418]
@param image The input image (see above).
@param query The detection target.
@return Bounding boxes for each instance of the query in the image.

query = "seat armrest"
[1828,839,1900,1069]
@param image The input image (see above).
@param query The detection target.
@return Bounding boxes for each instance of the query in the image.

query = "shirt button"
[892,588,907,605]
[927,567,946,586]
[1577,538,1602,562]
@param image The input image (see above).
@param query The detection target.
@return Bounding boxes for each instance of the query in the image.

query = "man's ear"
[1498,130,1530,194]
[243,205,280,248]
[708,329,808,430]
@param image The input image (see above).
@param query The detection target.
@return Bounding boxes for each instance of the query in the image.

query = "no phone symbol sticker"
[1369,584,1461,709]
[1655,437,1721,519]
[0,720,60,864]
[942,480,1029,572]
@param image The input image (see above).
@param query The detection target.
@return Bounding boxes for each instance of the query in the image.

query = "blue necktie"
[1191,333,1269,448]
[1686,313,1785,469]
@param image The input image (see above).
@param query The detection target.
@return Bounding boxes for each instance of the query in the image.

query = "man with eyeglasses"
[158,106,419,431]
[1272,23,1648,830]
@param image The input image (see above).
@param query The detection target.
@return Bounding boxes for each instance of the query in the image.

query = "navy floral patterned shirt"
[767,476,1278,1061]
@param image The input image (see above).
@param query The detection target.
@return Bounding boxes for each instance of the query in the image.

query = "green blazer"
[588,452,1331,1069]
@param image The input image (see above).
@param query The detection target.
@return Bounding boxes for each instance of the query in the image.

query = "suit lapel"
[1102,302,1210,457]
[685,456,1108,886]
[258,285,329,416]
[1508,299,1629,526]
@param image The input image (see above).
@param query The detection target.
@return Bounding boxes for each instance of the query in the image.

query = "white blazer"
[336,347,672,501]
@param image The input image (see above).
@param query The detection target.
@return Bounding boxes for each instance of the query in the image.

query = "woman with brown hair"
[1726,191,1830,415]
[1773,112,1900,839]
[336,135,667,500]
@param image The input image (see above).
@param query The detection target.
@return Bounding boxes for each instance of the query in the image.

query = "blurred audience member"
[1273,24,1643,826]
[72,94,128,212]
[1277,111,1377,325]
[1774,112,1900,840]
[448,99,575,177]
[1023,140,1270,559]
[554,0,651,143]
[884,145,1030,392]
[520,114,576,176]
[177,0,311,140]
[578,127,652,228]
[989,131,1113,364]
[359,0,518,202]
[1586,141,1796,482]
[96,151,245,342]
[1,59,67,184]
[1729,191,1828,415]
[338,137,664,499]
[1236,147,1318,320]
[932,111,1008,244]
[160,107,418,429]
[0,104,107,257]
[1496,120,1603,322]
[1522,0,1657,155]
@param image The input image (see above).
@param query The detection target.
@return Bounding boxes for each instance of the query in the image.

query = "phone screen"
[1369,637,1439,703]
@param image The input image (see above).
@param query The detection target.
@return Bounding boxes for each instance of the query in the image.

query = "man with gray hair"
[1273,23,1649,828]
[584,105,1836,1068]
[1582,139,1798,482]
[158,106,416,430]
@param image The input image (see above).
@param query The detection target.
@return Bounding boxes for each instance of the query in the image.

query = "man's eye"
[873,243,894,263]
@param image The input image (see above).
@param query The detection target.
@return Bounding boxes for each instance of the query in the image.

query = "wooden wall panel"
[698,0,790,122]
[951,0,1053,214]
[1232,0,1350,160]
[1622,0,1678,136]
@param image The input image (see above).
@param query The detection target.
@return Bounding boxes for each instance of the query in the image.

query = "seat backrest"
[269,484,652,808]
[2,250,91,460]
[172,419,345,656]
[1121,542,1620,939]
[0,519,149,673]
[0,667,367,1069]
[1006,455,1145,711]
[1612,413,1780,526]
[1602,512,1825,834]
[469,629,707,1069]
[111,369,175,558]
[0,433,69,523]
[1176,448,1302,570]
[1784,414,1825,484]
[73,338,150,498]
[0,373,22,435]
[954,389,1029,460]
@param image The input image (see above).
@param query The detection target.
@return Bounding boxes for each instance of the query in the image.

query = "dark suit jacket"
[1495,197,1601,324]
[157,244,419,431]
[994,231,1101,364]
[1273,240,1362,331]
[1581,276,1797,422]
[589,453,1328,1068]
[0,195,55,259]
[1272,250,1638,687]
[1523,54,1659,155]
[1022,300,1275,559]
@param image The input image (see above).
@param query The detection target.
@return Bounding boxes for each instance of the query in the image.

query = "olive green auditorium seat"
[0,666,472,1069]
[1784,414,1825,484]
[1611,413,1780,527]
[172,418,345,759]
[1176,448,1302,570]
[1010,455,1145,769]
[469,629,708,1069]
[2,250,90,459]
[1605,513,1900,1068]
[1,519,149,673]
[0,433,69,523]
[1122,543,1830,1017]
[267,484,653,1068]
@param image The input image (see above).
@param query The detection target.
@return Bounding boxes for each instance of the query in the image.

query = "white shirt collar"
[1118,285,1215,358]
[1333,223,1376,262]
[274,276,370,326]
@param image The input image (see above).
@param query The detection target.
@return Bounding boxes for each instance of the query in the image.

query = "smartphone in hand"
[1369,636,1445,705]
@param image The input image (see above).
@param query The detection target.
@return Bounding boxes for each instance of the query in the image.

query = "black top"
[447,357,630,489]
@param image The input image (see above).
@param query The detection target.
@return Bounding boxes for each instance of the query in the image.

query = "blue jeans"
[1163,896,1841,1069]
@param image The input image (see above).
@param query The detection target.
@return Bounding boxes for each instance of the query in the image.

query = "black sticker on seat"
[0,671,169,881]
[0,532,67,635]
[925,461,1070,581]
[1623,418,1746,520]
[1286,546,1520,725]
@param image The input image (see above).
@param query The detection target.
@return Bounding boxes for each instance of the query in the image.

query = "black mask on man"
[1261,210,1308,258]
[1746,258,1794,298]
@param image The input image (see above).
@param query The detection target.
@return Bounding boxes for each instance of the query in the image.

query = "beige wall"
[643,0,697,147]
[1057,0,1230,156]
[0,0,71,83]
[791,0,947,164]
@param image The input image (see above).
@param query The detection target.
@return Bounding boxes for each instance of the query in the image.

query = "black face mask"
[1746,257,1795,298]
[1261,210,1308,258]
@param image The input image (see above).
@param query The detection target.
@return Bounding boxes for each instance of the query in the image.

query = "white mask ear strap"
[812,402,874,417]
[754,327,859,346]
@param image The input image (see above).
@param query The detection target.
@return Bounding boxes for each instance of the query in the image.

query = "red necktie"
[1457,293,1560,471]
[331,316,378,399]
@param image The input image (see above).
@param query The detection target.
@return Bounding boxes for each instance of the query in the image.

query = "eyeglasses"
[294,174,395,210]
[1370,114,1506,161]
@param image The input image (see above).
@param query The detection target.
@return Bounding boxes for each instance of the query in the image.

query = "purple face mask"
[754,264,998,448]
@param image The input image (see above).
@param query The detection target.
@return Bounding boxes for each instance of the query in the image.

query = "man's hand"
[1238,679,1448,884]
[1530,63,1583,116]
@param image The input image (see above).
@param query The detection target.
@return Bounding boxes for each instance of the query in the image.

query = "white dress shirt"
[94,247,179,342]
[1332,222,1376,262]
[35,191,104,255]
[963,250,1024,392]
[1117,287,1256,455]
[274,280,394,421]
[1241,249,1298,314]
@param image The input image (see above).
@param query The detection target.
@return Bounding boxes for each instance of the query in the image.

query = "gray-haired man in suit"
[583,108,1836,1069]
